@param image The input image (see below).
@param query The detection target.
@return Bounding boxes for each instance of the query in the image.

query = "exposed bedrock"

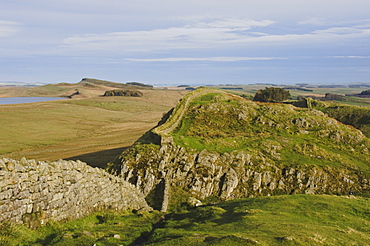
[116,139,370,211]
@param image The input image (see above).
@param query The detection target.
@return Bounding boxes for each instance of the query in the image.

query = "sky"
[1,0,370,86]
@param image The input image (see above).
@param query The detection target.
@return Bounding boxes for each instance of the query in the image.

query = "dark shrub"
[253,87,290,102]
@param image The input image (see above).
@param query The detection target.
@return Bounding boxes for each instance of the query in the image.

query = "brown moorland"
[0,81,188,167]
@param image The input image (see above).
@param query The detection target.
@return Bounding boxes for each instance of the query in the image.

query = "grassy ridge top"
[78,78,152,89]
[152,89,370,171]
[153,88,223,135]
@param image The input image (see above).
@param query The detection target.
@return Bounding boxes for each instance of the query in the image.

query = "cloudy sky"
[1,0,370,85]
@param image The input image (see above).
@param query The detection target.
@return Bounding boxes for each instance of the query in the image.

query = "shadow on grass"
[65,146,129,168]
[167,204,247,231]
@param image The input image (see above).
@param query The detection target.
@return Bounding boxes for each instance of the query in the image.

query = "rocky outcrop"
[0,158,151,228]
[110,89,370,211]
[116,140,369,204]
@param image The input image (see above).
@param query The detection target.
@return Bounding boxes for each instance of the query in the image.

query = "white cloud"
[332,56,370,59]
[237,22,370,44]
[123,56,285,62]
[193,19,273,29]
[313,27,363,35]
[61,18,275,53]
[0,20,20,37]
[61,17,370,56]
[299,18,370,26]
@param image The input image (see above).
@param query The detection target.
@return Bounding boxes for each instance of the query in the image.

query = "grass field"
[147,194,370,245]
[0,210,163,246]
[1,83,370,245]
[0,87,187,167]
[1,194,369,245]
[211,84,370,107]
[1,83,368,168]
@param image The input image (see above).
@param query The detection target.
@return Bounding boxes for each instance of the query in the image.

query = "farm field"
[210,84,370,107]
[1,81,370,167]
[0,83,187,167]
[1,82,370,246]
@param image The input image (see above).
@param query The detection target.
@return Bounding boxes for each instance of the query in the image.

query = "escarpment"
[0,158,151,228]
[109,89,370,212]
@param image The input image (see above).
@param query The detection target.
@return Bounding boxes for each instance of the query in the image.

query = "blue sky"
[1,0,370,86]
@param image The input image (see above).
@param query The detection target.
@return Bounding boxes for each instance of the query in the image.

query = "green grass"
[191,92,224,105]
[168,91,370,171]
[0,210,162,246]
[2,195,369,245]
[317,104,370,137]
[209,84,370,107]
[145,195,370,245]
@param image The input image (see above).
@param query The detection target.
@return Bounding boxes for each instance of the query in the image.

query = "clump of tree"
[296,93,347,102]
[324,93,347,101]
[103,90,143,97]
[253,87,290,102]
[360,89,370,95]
[346,89,370,98]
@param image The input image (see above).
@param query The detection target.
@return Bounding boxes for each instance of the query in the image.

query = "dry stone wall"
[0,158,151,227]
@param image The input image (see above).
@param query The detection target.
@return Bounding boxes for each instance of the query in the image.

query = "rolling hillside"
[109,88,370,212]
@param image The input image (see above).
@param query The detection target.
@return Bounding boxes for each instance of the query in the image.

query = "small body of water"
[0,97,66,105]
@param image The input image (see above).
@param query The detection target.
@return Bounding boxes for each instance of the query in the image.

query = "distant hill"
[78,78,153,89]
[108,88,370,212]
[0,78,154,98]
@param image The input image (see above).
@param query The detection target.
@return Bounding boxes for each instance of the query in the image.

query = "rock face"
[110,89,370,212]
[0,158,151,227]
[116,140,369,211]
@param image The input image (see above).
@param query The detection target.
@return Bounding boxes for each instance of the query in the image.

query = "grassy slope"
[1,85,370,245]
[315,103,370,138]
[2,195,369,245]
[147,195,370,246]
[0,89,187,167]
[0,210,163,246]
[169,90,370,172]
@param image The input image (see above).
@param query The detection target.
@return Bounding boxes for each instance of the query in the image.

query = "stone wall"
[0,158,151,227]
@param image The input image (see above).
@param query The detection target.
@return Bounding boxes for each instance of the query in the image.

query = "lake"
[0,97,66,105]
